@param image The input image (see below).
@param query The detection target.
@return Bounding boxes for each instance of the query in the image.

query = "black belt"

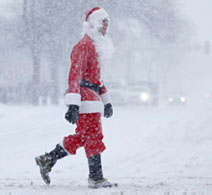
[80,79,102,94]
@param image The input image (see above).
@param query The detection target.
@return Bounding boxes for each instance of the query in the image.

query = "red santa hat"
[82,7,109,34]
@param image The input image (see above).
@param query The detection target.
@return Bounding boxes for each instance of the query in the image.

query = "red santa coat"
[64,34,111,114]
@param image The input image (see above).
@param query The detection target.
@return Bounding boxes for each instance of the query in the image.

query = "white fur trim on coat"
[100,92,111,105]
[64,93,81,106]
[79,101,104,114]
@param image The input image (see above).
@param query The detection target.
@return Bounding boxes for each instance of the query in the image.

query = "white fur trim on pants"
[79,101,104,114]
[64,93,81,106]
[100,92,111,105]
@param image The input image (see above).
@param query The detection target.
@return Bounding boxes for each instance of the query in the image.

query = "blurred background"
[0,0,211,107]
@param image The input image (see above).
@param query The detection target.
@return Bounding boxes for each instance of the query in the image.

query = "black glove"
[65,105,79,124]
[104,103,113,118]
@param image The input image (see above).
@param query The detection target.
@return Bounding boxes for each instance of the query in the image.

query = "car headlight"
[205,93,211,98]
[180,97,186,102]
[168,97,174,102]
[140,92,149,102]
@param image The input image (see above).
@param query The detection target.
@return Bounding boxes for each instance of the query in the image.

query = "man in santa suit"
[35,7,117,188]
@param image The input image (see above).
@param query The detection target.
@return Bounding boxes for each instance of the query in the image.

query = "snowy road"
[1,104,212,194]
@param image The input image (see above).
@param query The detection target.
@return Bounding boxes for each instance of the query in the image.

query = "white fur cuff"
[100,92,111,105]
[64,93,81,106]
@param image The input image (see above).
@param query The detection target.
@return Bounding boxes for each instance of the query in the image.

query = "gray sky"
[0,0,211,49]
[0,0,211,42]
[181,0,212,42]
[0,0,22,19]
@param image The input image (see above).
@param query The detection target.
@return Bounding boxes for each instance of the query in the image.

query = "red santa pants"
[63,113,106,158]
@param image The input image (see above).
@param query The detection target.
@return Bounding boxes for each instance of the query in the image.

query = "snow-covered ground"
[1,103,212,194]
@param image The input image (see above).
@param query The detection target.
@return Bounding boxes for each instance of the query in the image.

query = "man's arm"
[64,44,87,107]
[99,82,113,118]
[64,44,87,123]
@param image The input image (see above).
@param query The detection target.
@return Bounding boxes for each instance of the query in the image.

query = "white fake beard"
[92,33,114,80]
[82,22,115,80]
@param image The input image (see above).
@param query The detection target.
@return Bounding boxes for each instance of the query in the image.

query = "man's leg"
[83,113,117,188]
[83,113,106,157]
[63,114,88,155]
[87,153,118,188]
[88,153,103,181]
[35,144,68,185]
[35,114,87,185]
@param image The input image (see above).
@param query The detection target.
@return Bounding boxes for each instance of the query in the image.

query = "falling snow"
[0,0,212,194]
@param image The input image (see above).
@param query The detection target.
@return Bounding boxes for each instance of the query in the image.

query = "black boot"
[87,154,118,188]
[35,144,68,185]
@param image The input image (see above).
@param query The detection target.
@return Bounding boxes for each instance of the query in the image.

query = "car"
[168,91,187,106]
[105,81,128,106]
[127,81,159,106]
